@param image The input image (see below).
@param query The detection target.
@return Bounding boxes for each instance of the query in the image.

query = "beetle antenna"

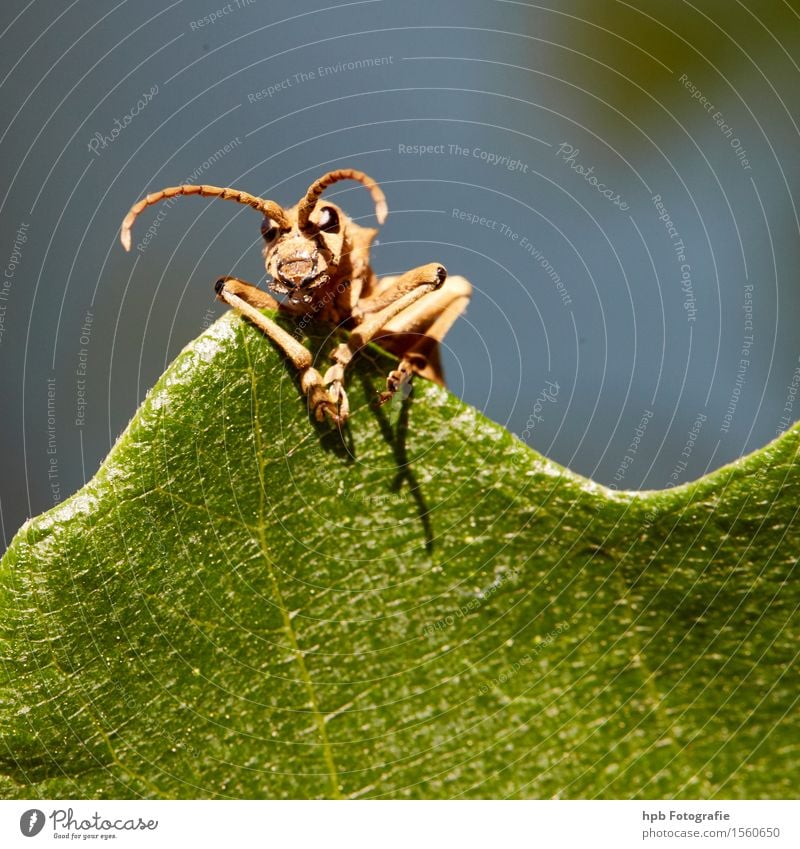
[120,184,290,251]
[296,169,387,230]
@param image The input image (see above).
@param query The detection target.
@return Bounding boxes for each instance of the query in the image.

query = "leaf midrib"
[243,326,343,800]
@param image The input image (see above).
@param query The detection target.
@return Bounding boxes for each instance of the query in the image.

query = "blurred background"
[2,0,800,552]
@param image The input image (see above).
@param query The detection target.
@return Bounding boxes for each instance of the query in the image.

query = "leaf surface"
[1,311,797,799]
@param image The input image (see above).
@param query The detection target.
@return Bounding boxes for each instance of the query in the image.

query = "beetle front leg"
[214,275,281,310]
[320,361,350,422]
[215,278,344,425]
[376,274,473,404]
[323,263,447,409]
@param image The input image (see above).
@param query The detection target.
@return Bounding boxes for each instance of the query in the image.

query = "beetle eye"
[261,218,279,242]
[318,206,340,234]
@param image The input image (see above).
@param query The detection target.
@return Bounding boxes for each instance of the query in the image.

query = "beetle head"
[261,201,348,304]
[261,169,387,304]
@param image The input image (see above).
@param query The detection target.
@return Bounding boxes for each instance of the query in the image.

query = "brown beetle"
[121,169,471,425]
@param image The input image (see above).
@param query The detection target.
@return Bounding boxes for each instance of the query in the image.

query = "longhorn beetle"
[121,169,472,425]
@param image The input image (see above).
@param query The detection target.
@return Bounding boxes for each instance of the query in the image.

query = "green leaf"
[1,310,797,799]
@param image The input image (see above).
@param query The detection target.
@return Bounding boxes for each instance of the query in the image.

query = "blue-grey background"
[2,0,800,551]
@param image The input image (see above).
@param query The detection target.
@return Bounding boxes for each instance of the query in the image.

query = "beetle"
[121,169,472,425]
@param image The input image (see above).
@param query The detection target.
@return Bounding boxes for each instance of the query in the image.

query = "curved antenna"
[120,184,290,251]
[296,169,387,230]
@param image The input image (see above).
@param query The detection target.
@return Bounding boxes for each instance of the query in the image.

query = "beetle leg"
[325,263,447,401]
[214,276,281,310]
[376,275,472,404]
[215,278,343,425]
